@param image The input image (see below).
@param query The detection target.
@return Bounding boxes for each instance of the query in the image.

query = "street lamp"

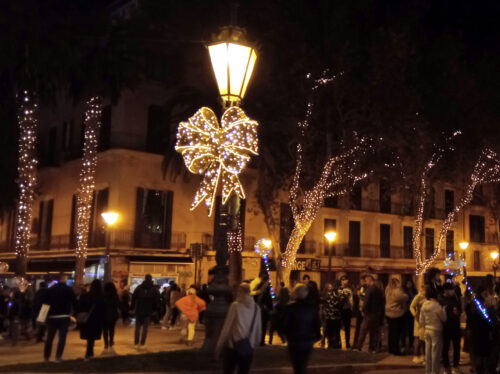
[101,211,119,283]
[324,231,337,283]
[491,251,499,281]
[459,241,469,251]
[208,27,257,109]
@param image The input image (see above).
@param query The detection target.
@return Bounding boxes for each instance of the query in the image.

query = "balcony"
[335,243,414,259]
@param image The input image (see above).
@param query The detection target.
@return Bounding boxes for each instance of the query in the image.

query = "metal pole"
[104,229,111,283]
[328,242,333,283]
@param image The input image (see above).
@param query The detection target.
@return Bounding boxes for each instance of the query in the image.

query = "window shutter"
[134,188,144,247]
[162,190,173,249]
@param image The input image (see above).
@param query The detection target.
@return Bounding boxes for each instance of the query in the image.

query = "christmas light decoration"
[415,147,500,275]
[444,253,465,277]
[75,97,102,272]
[281,71,371,271]
[254,238,276,300]
[15,90,38,275]
[175,106,258,216]
[228,224,243,253]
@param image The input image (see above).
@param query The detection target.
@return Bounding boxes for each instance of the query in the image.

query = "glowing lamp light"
[491,251,499,261]
[324,231,337,243]
[459,241,469,250]
[101,212,119,226]
[262,239,272,249]
[208,27,257,107]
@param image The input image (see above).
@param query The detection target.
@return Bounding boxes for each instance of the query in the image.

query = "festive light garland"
[227,224,243,253]
[255,238,276,300]
[75,97,102,262]
[175,106,258,216]
[281,71,371,269]
[444,253,465,277]
[15,91,38,272]
[414,146,500,275]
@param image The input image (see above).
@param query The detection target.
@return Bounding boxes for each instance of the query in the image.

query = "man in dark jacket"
[353,275,385,352]
[442,282,462,372]
[131,274,159,348]
[42,275,77,362]
[33,281,48,342]
[284,284,321,374]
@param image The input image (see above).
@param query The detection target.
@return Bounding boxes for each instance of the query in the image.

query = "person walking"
[401,279,417,354]
[324,281,343,349]
[33,282,48,342]
[385,278,408,355]
[169,283,182,328]
[42,274,77,362]
[283,283,321,374]
[442,282,462,374]
[103,282,119,350]
[119,286,131,325]
[352,276,366,349]
[78,279,106,360]
[175,287,206,346]
[252,273,273,345]
[131,274,159,348]
[409,283,426,364]
[269,286,289,345]
[216,282,262,374]
[339,276,354,348]
[419,286,446,374]
[353,275,385,352]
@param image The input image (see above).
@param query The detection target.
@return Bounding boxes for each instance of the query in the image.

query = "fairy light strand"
[15,90,38,273]
[175,106,258,216]
[282,71,372,269]
[415,146,500,275]
[75,97,102,262]
[228,224,243,253]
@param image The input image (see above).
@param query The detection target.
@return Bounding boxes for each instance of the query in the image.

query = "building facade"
[0,82,499,291]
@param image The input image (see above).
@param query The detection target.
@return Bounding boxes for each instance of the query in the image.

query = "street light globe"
[459,241,469,250]
[324,231,337,243]
[208,27,257,107]
[101,212,119,226]
[491,251,499,261]
[262,239,272,249]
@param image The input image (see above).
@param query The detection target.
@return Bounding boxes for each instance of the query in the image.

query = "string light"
[75,97,102,263]
[175,106,258,216]
[281,71,371,269]
[444,253,465,277]
[255,238,276,300]
[228,224,243,253]
[415,147,500,275]
[15,90,38,274]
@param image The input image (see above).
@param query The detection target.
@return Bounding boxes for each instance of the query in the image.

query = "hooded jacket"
[216,294,262,357]
[175,295,206,322]
[419,299,446,332]
[131,280,159,320]
[385,287,408,319]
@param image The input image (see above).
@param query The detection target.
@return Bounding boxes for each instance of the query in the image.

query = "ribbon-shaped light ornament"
[176,106,258,216]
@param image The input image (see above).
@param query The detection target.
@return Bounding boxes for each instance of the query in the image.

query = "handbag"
[233,304,258,357]
[76,304,95,325]
[36,304,50,323]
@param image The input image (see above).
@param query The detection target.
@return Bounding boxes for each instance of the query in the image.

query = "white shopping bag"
[36,304,50,323]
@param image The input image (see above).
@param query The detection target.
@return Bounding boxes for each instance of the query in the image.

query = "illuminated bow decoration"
[175,106,258,216]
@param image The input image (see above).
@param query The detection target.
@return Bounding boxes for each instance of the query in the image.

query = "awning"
[6,257,100,274]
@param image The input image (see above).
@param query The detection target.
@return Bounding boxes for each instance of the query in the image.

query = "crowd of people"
[2,269,500,374]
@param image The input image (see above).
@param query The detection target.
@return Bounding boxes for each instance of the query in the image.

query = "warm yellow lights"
[175,106,258,216]
[254,238,272,256]
[491,251,499,261]
[101,212,119,226]
[208,28,257,107]
[324,231,337,243]
[262,239,272,249]
[459,241,470,250]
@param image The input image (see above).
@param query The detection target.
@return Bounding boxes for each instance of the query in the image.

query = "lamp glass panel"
[208,43,229,96]
[240,49,257,99]
[228,43,252,98]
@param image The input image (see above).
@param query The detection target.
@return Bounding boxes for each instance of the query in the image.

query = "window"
[37,200,54,250]
[380,224,390,258]
[89,188,109,247]
[146,105,169,154]
[279,203,304,254]
[213,197,246,255]
[403,226,413,259]
[324,196,338,209]
[379,180,391,214]
[350,185,362,210]
[324,219,336,256]
[445,190,454,215]
[99,105,112,151]
[469,215,485,243]
[446,231,454,256]
[473,250,481,271]
[426,187,436,219]
[425,228,434,259]
[134,188,173,248]
[61,121,73,151]
[471,186,484,206]
[348,221,361,257]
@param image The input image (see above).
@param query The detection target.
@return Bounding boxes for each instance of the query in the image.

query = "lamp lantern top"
[324,231,337,243]
[101,212,119,226]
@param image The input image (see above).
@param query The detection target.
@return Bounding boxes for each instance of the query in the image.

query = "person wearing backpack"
[216,282,262,374]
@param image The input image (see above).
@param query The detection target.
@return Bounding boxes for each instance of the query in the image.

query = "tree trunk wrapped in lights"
[15,90,38,276]
[414,147,500,275]
[280,72,371,283]
[74,97,102,286]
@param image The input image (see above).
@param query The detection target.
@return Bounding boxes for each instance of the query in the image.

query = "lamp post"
[491,251,499,282]
[459,241,469,278]
[201,25,258,353]
[101,212,119,283]
[324,231,337,283]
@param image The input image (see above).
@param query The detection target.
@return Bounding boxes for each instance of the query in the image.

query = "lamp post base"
[201,265,232,353]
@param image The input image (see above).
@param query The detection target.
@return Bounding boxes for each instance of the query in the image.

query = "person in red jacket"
[175,288,206,346]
